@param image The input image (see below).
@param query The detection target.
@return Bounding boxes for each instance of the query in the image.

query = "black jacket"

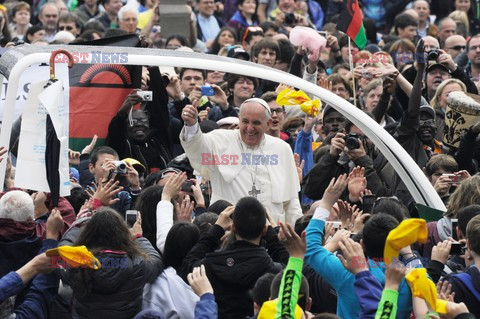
[105,67,173,174]
[180,225,287,319]
[60,226,163,319]
[448,265,480,318]
[302,152,390,200]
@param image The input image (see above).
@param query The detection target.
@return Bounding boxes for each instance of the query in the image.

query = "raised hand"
[87,178,123,206]
[278,222,306,259]
[294,153,305,184]
[81,135,98,155]
[46,208,64,240]
[416,39,426,68]
[338,237,369,275]
[162,172,187,201]
[437,280,455,302]
[187,265,214,297]
[182,101,199,126]
[319,174,349,211]
[175,195,195,222]
[68,149,81,165]
[348,166,367,202]
[215,206,235,230]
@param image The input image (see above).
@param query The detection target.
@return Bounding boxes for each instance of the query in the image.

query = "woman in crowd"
[208,26,237,55]
[430,79,467,141]
[228,0,259,39]
[60,207,162,319]
[9,1,31,41]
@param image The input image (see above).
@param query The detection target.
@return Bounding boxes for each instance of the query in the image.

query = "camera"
[442,173,460,184]
[201,85,215,96]
[427,49,440,61]
[344,133,360,150]
[284,13,296,25]
[113,161,128,175]
[137,90,153,101]
[181,180,194,192]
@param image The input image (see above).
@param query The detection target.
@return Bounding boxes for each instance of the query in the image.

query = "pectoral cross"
[248,185,261,198]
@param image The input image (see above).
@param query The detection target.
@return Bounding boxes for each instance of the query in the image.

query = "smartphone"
[450,242,464,255]
[181,180,194,192]
[451,219,458,241]
[125,210,138,228]
[330,221,342,230]
[201,85,215,96]
[362,195,377,214]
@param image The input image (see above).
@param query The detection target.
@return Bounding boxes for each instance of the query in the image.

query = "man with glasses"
[261,92,287,140]
[57,13,82,38]
[38,3,59,42]
[445,35,467,59]
[106,68,174,174]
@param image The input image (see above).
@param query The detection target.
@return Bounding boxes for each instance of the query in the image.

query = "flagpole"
[348,36,357,107]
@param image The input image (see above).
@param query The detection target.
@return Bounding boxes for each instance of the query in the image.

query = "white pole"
[0,49,446,210]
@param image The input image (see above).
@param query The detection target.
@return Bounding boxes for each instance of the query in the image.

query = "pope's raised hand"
[182,100,199,126]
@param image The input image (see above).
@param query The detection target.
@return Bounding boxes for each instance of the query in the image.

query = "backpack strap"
[455,272,480,302]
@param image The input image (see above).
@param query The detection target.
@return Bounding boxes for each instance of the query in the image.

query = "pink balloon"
[289,26,327,62]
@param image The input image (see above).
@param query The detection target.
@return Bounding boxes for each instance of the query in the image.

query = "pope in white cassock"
[180,98,303,225]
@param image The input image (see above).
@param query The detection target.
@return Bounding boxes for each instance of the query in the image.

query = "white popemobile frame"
[0,47,446,210]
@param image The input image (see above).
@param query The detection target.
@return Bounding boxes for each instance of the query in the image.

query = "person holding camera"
[106,67,174,175]
[303,120,389,201]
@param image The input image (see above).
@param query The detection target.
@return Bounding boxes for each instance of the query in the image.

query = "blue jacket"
[308,0,324,30]
[354,271,384,319]
[0,239,59,319]
[194,293,218,319]
[294,129,314,205]
[305,218,413,319]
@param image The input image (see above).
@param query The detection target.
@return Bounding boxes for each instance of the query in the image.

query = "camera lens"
[344,135,360,150]
[427,50,439,61]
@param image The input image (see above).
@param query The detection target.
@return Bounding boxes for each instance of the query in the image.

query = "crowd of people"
[1,0,480,318]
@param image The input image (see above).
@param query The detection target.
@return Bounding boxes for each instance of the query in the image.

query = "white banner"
[15,80,70,196]
[0,64,69,121]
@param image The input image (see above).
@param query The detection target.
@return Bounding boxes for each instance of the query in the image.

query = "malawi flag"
[336,0,367,49]
[68,34,142,151]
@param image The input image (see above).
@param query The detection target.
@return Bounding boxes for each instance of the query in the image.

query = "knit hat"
[257,300,303,319]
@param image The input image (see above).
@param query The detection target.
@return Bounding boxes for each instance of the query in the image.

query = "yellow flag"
[276,88,321,117]
[47,246,102,270]
[406,268,448,314]
[384,218,427,264]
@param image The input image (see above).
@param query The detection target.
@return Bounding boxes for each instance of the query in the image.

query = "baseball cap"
[227,46,250,60]
[426,62,449,73]
[419,105,436,120]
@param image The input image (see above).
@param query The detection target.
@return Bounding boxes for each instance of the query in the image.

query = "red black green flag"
[336,0,367,49]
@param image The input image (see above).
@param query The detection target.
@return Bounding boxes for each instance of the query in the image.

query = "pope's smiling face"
[239,102,272,147]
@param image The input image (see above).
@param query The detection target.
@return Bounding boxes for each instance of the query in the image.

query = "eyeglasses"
[419,119,435,126]
[450,45,466,51]
[130,118,149,126]
[242,26,263,44]
[270,107,285,114]
[59,25,74,31]
[44,14,58,18]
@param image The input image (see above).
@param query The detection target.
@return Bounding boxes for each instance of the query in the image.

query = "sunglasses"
[59,25,74,31]
[450,45,466,51]
[242,26,263,44]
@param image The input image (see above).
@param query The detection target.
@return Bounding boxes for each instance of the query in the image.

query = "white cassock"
[181,123,302,225]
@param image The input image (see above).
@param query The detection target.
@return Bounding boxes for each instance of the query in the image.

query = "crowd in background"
[1,0,480,318]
